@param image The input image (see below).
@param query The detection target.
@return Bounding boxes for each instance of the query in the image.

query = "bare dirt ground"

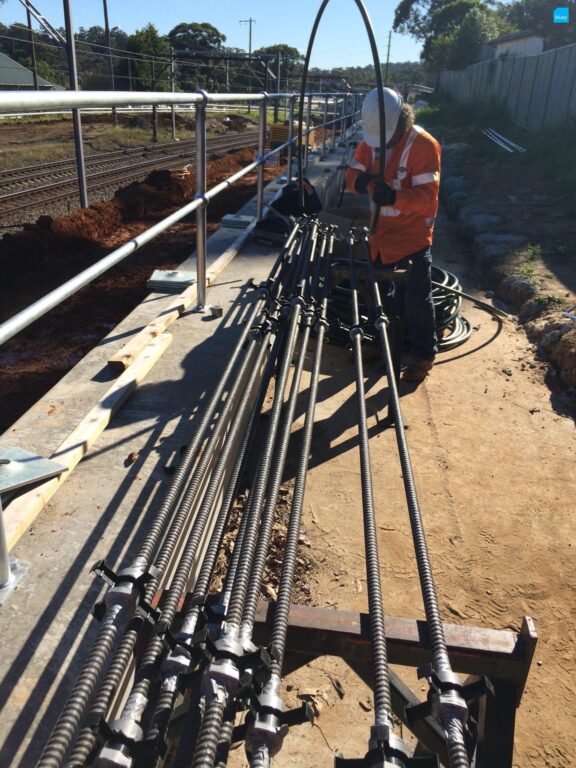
[1,114,575,766]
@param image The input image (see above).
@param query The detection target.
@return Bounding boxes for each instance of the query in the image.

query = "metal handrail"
[0,89,361,342]
[0,90,356,114]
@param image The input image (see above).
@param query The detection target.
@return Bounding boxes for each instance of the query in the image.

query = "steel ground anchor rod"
[335,232,419,767]
[56,249,297,766]
[361,233,471,768]
[92,340,272,767]
[245,240,334,768]
[145,407,263,761]
[85,245,300,766]
[182,233,312,767]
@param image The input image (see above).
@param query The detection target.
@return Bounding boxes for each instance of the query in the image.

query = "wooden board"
[108,221,257,371]
[4,333,173,550]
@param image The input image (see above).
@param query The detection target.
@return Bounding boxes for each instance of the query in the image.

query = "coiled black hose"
[326,261,472,351]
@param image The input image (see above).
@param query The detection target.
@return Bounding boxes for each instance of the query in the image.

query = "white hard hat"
[362,87,404,148]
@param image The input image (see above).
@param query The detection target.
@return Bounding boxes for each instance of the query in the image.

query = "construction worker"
[345,87,441,383]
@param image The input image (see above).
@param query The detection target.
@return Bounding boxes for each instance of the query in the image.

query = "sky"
[0,0,423,69]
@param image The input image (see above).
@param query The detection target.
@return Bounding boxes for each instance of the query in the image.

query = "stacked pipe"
[36,218,479,768]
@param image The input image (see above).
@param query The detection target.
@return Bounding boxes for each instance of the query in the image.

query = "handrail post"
[304,93,312,170]
[331,96,338,152]
[339,94,347,146]
[321,95,328,159]
[195,90,208,309]
[0,498,12,591]
[256,92,268,221]
[286,94,295,181]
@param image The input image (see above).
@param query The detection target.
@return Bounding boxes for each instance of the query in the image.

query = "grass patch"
[0,141,76,169]
[415,96,513,144]
[524,120,576,207]
[535,294,565,306]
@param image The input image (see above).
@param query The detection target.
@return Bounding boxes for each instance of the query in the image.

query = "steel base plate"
[0,557,27,605]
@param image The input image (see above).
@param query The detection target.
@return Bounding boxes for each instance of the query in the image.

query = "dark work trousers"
[380,247,438,361]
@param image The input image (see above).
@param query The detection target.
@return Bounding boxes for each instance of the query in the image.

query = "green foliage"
[253,44,302,70]
[500,0,576,49]
[447,7,509,68]
[395,0,512,70]
[119,24,170,91]
[168,22,226,52]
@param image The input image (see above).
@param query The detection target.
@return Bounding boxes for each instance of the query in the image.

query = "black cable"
[325,260,473,352]
[295,0,386,229]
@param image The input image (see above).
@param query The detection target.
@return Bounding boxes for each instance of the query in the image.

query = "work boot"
[402,356,434,383]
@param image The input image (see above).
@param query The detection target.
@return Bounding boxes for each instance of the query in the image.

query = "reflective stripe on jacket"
[345,126,441,264]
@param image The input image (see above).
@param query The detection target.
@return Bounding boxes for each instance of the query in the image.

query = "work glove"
[373,179,397,206]
[354,171,375,195]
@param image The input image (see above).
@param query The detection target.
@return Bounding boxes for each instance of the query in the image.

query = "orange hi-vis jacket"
[345,126,441,264]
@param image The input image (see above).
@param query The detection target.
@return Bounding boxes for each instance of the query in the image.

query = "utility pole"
[240,17,255,111]
[170,46,177,140]
[25,6,39,89]
[102,0,117,127]
[384,30,392,85]
[63,0,88,209]
[273,51,281,121]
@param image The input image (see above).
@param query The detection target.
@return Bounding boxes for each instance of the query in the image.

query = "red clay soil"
[0,148,281,435]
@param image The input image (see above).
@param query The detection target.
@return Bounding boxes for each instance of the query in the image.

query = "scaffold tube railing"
[0,89,360,345]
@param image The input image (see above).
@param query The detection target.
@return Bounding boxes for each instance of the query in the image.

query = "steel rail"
[0,134,260,216]
[0,136,295,348]
[0,131,259,188]
[363,235,471,768]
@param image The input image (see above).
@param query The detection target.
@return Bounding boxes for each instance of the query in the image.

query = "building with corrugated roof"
[0,51,58,90]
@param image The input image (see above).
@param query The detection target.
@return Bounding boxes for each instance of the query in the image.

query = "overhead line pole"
[240,17,255,113]
[384,30,392,85]
[102,0,117,127]
[63,0,89,209]
[25,5,39,90]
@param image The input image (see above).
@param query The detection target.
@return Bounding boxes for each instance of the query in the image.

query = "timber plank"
[4,333,173,550]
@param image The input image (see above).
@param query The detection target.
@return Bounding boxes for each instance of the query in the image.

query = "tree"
[447,7,506,68]
[168,22,226,52]
[394,0,509,70]
[119,24,170,91]
[500,0,576,48]
[252,44,303,90]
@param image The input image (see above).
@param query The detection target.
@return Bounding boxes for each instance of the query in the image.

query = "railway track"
[0,130,260,217]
